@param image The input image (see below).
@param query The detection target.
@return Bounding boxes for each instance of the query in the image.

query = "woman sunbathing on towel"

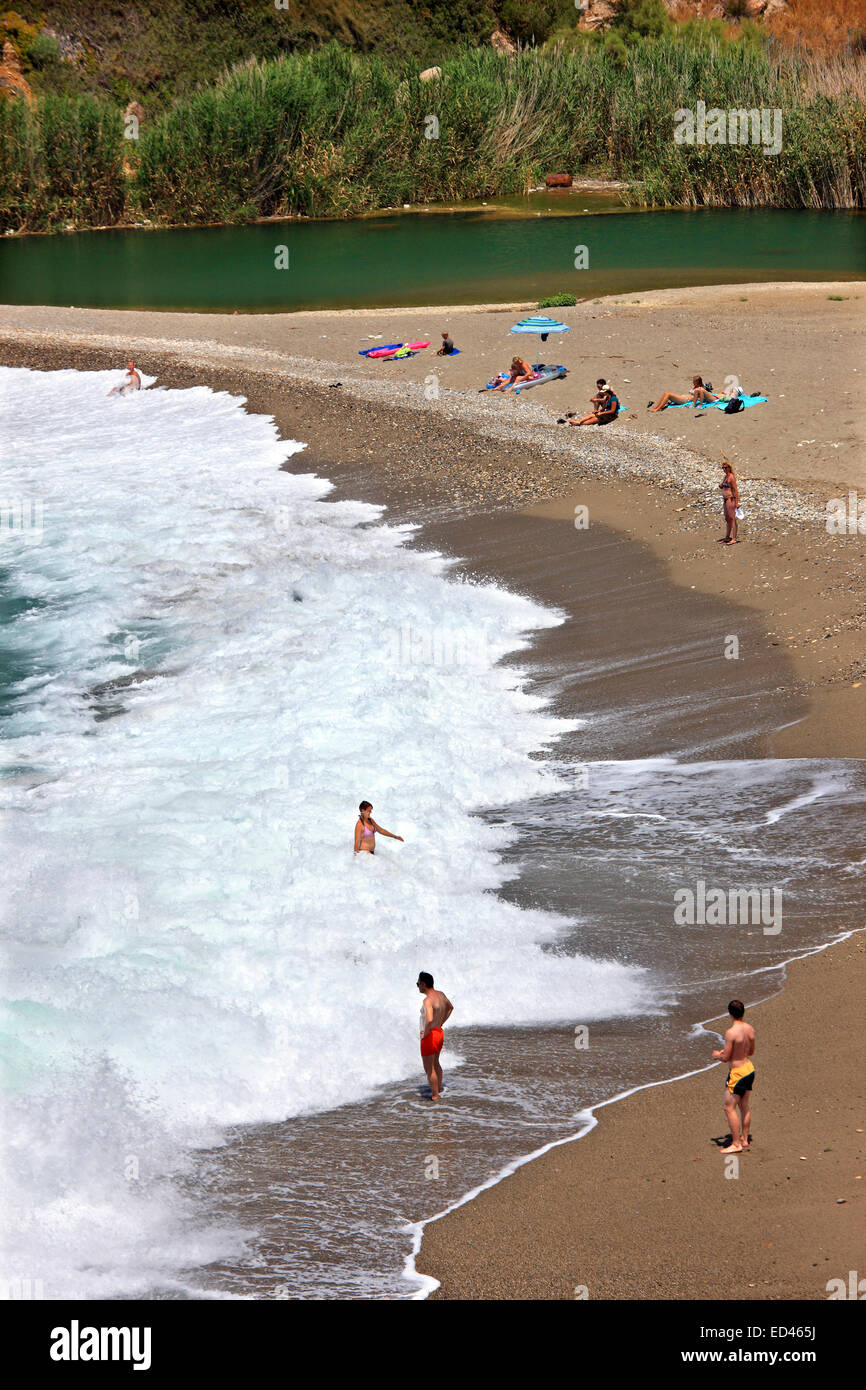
[492,356,535,392]
[648,376,719,411]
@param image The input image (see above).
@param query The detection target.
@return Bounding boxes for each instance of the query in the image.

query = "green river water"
[2,194,863,311]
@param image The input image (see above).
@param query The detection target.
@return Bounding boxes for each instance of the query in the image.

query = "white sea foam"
[0,367,650,1298]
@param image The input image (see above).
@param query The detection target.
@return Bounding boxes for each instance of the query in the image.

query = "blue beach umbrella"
[510,315,571,344]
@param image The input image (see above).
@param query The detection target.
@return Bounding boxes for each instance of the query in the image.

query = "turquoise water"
[2,207,863,311]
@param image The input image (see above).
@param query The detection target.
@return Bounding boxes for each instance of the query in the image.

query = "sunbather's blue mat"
[666,394,768,410]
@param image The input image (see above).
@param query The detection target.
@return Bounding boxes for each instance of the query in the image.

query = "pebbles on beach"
[0,325,827,527]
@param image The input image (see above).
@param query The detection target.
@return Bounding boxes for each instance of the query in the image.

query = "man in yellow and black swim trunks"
[712,999,756,1154]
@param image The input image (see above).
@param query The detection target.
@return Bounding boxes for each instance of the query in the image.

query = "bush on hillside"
[612,0,671,39]
[25,33,60,69]
[500,0,574,46]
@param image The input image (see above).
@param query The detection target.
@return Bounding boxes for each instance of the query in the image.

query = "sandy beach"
[417,933,866,1300]
[2,280,863,488]
[2,280,863,1300]
[3,282,863,758]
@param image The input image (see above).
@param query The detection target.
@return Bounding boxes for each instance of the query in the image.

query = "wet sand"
[418,934,866,1300]
[2,284,864,1299]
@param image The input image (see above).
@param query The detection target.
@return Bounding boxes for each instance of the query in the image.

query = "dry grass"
[766,0,866,54]
[767,0,866,53]
[790,49,866,100]
[669,0,865,54]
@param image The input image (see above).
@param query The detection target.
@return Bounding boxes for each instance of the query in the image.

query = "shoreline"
[415,928,865,1300]
[2,281,863,755]
[3,289,864,1298]
[406,927,864,1300]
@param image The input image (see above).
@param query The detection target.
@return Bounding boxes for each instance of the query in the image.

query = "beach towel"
[358,340,431,359]
[359,342,401,357]
[666,394,768,411]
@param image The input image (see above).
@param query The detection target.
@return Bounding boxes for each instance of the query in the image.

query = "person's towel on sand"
[665,393,769,411]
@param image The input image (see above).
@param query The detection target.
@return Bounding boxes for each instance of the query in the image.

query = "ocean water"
[0,366,651,1299]
[2,367,862,1302]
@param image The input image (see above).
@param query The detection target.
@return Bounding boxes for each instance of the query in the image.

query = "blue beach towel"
[666,394,769,410]
[358,342,402,356]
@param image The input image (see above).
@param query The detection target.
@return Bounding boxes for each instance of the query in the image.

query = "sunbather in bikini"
[492,356,535,392]
[648,376,719,411]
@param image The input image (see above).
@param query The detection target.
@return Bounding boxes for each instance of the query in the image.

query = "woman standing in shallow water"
[719,461,740,546]
[354,800,404,855]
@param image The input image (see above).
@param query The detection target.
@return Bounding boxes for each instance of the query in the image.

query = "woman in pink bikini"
[354,800,404,855]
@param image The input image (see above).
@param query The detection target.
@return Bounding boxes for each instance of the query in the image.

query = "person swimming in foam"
[354,800,404,855]
[108,359,141,396]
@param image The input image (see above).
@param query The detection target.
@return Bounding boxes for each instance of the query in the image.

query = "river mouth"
[2,205,863,313]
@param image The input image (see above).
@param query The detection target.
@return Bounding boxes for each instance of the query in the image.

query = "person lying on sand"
[354,800,404,855]
[648,375,718,411]
[436,331,457,356]
[565,383,620,426]
[712,999,755,1153]
[417,971,453,1101]
[718,461,740,546]
[107,359,141,396]
[492,356,534,392]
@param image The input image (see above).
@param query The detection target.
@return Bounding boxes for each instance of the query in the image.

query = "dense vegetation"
[3,0,507,108]
[1,15,863,232]
[8,0,863,109]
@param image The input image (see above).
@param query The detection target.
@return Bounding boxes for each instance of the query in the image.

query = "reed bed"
[0,95,125,231]
[1,39,863,233]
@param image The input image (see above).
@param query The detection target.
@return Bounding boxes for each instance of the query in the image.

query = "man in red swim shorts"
[417,971,453,1101]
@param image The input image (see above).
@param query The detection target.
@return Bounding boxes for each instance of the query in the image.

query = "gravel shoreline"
[0,323,830,528]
